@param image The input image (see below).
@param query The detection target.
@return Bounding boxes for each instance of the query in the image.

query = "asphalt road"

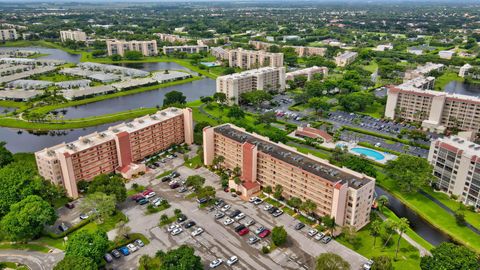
[0,250,64,270]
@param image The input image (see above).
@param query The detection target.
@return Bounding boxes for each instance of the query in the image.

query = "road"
[0,250,64,270]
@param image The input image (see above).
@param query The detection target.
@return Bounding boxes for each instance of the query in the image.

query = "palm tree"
[370,220,382,248]
[301,199,317,215]
[382,219,396,249]
[377,195,389,211]
[315,253,350,270]
[323,216,336,236]
[395,218,410,259]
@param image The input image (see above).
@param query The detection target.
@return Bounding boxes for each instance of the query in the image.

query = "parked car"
[258,229,271,238]
[253,198,263,205]
[142,189,153,196]
[171,227,183,236]
[226,256,239,266]
[111,249,121,258]
[214,212,225,219]
[152,197,163,207]
[238,228,249,236]
[131,194,144,201]
[197,197,209,204]
[314,232,325,241]
[322,236,332,244]
[127,243,138,253]
[255,226,265,235]
[79,213,89,220]
[177,214,187,223]
[134,239,145,247]
[167,224,180,232]
[272,209,283,217]
[214,199,225,207]
[248,236,260,245]
[229,209,241,218]
[184,220,196,228]
[65,202,75,209]
[221,204,231,212]
[363,259,374,270]
[178,186,188,193]
[58,223,69,232]
[234,224,246,233]
[170,171,180,178]
[192,227,204,236]
[308,229,318,237]
[161,176,171,182]
[223,218,234,226]
[104,253,113,263]
[244,219,255,227]
[170,182,180,189]
[138,198,149,205]
[249,197,258,203]
[118,246,130,256]
[295,222,305,230]
[209,259,223,268]
[145,191,156,199]
[263,204,272,211]
[234,212,246,221]
[268,207,278,214]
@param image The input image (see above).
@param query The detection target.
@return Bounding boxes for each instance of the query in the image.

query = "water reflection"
[0,46,81,63]
[444,81,480,96]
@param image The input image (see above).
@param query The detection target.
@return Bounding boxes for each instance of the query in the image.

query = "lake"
[0,46,81,63]
[444,81,480,96]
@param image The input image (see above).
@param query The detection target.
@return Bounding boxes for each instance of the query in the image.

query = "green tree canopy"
[371,256,393,270]
[88,174,127,202]
[240,90,272,106]
[80,192,116,223]
[124,50,143,60]
[271,226,288,246]
[0,195,57,241]
[385,155,433,192]
[0,142,13,168]
[65,230,109,264]
[316,253,350,270]
[227,105,245,119]
[163,91,187,106]
[154,245,203,270]
[185,175,206,190]
[54,256,97,270]
[213,92,227,104]
[420,243,478,270]
[338,92,375,112]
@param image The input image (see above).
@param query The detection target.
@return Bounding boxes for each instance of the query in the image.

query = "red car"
[238,228,250,236]
[142,189,153,196]
[258,229,271,238]
[130,194,144,201]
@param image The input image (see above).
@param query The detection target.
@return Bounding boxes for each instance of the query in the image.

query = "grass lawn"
[265,198,282,208]
[434,71,464,91]
[156,170,173,179]
[282,206,296,216]
[31,72,83,82]
[360,101,385,119]
[0,262,28,269]
[0,243,51,253]
[296,214,316,226]
[184,155,203,169]
[363,61,379,73]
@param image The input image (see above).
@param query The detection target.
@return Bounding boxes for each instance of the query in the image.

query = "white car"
[221,204,231,212]
[234,212,246,221]
[314,232,325,241]
[363,260,374,270]
[226,256,238,266]
[171,227,183,236]
[209,259,223,268]
[244,219,255,227]
[263,204,272,211]
[223,218,234,226]
[152,197,163,207]
[191,227,204,237]
[127,243,138,252]
[249,197,258,203]
[307,229,318,237]
[145,191,156,199]
[167,224,180,232]
[253,198,263,205]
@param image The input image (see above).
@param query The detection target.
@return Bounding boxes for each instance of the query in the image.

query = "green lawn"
[184,155,203,169]
[360,101,385,119]
[0,243,51,253]
[31,72,83,82]
[265,198,282,207]
[363,61,379,73]
[434,71,464,91]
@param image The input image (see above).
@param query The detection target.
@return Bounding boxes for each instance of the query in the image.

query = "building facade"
[428,135,480,209]
[286,66,329,82]
[60,30,87,42]
[203,124,375,230]
[35,108,193,198]
[155,33,190,44]
[106,40,158,56]
[334,51,358,67]
[385,86,480,135]
[459,64,473,78]
[248,41,326,57]
[0,29,17,41]
[216,67,286,105]
[212,47,284,69]
[404,62,444,80]
[162,45,209,55]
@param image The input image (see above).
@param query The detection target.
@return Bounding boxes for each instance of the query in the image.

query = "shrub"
[261,246,270,254]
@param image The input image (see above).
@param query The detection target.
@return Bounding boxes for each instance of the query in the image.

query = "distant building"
[282,35,300,42]
[438,50,455,60]
[399,76,436,90]
[0,29,17,41]
[35,108,194,198]
[295,126,333,143]
[212,47,284,69]
[459,64,473,78]
[154,33,189,44]
[162,45,209,55]
[404,62,444,80]
[335,51,358,67]
[285,66,329,81]
[407,48,424,55]
[428,135,480,209]
[106,40,158,57]
[248,41,326,57]
[60,30,87,42]
[373,44,393,52]
[216,67,286,105]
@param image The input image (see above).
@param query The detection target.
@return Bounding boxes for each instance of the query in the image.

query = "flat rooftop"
[214,124,372,189]
[437,136,480,158]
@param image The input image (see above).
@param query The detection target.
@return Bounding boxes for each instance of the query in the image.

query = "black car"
[170,171,180,178]
[214,199,225,207]
[161,176,171,182]
[234,224,246,233]
[111,249,121,258]
[184,220,196,228]
[177,214,187,223]
[229,209,241,218]
[268,207,278,214]
[104,253,113,263]
[170,182,180,189]
[172,153,178,157]
[294,222,305,230]
[197,197,209,204]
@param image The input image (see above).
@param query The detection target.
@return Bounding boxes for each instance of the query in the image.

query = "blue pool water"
[200,62,218,67]
[351,147,385,160]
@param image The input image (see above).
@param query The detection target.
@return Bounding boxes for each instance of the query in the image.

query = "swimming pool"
[351,147,385,161]
[200,62,218,67]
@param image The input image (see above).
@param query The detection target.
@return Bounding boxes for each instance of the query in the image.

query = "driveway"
[0,250,64,270]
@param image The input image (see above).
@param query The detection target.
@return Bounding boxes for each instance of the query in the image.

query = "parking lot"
[107,164,367,270]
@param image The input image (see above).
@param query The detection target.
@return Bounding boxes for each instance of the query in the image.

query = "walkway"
[0,250,64,270]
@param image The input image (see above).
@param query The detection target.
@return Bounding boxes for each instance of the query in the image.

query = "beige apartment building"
[216,67,286,105]
[155,33,190,44]
[212,47,284,69]
[286,66,329,82]
[106,40,158,56]
[385,86,480,135]
[0,29,17,41]
[428,134,480,209]
[203,124,375,230]
[248,40,327,57]
[334,51,358,67]
[162,45,209,55]
[404,62,445,80]
[60,30,87,42]
[35,108,193,198]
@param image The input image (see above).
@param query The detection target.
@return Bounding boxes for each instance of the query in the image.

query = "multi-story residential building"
[60,30,87,42]
[385,85,480,135]
[399,76,436,90]
[203,124,375,230]
[216,67,286,105]
[212,47,284,69]
[373,44,393,52]
[162,45,209,55]
[428,135,480,209]
[404,62,445,80]
[211,47,229,60]
[286,66,329,82]
[248,40,326,57]
[106,40,158,56]
[0,29,17,41]
[155,33,189,44]
[35,108,193,198]
[334,51,358,67]
[459,64,473,78]
[438,50,455,60]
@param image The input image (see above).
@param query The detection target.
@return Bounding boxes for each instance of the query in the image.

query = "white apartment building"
[404,62,445,80]
[60,30,87,42]
[373,44,393,51]
[216,67,286,105]
[106,40,158,57]
[385,85,480,135]
[0,29,17,41]
[459,64,473,78]
[212,47,284,69]
[248,40,326,57]
[335,51,358,67]
[155,33,189,43]
[428,135,480,209]
[400,76,436,90]
[162,45,208,55]
[439,50,455,60]
[286,66,329,81]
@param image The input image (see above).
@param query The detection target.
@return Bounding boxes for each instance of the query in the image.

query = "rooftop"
[436,136,480,158]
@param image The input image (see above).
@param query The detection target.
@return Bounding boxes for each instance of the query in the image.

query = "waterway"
[444,81,480,96]
[0,46,81,63]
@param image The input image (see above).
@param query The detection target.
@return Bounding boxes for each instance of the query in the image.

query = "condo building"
[286,66,329,82]
[35,108,193,198]
[399,76,436,90]
[203,124,375,230]
[404,62,445,80]
[106,40,158,57]
[0,29,17,41]
[216,67,286,105]
[428,135,480,209]
[459,64,473,78]
[334,51,358,67]
[162,45,209,55]
[155,33,189,44]
[385,85,480,135]
[212,47,284,69]
[248,40,326,57]
[60,30,87,42]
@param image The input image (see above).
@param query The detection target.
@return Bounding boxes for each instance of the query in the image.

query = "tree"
[212,155,225,167]
[273,184,283,200]
[454,210,466,226]
[257,111,276,125]
[185,175,206,190]
[271,226,288,246]
[301,199,317,214]
[0,142,13,168]
[110,54,122,61]
[163,91,187,106]
[240,90,272,106]
[377,195,389,211]
[0,195,56,241]
[115,221,131,242]
[213,92,227,104]
[371,256,393,270]
[421,243,478,270]
[54,256,97,270]
[155,245,203,270]
[308,97,331,114]
[200,96,213,104]
[287,197,302,209]
[370,220,382,248]
[196,185,215,199]
[282,47,298,66]
[385,155,433,192]
[395,218,410,259]
[88,174,127,202]
[338,92,375,112]
[65,230,109,265]
[315,253,350,270]
[263,185,272,194]
[323,216,336,236]
[124,50,143,60]
[342,225,359,246]
[222,67,236,75]
[227,105,245,119]
[80,192,116,223]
